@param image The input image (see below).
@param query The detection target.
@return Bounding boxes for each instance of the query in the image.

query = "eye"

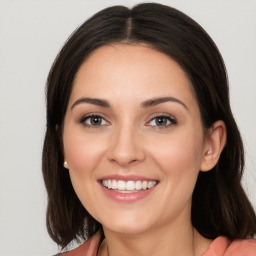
[80,115,109,127]
[147,115,177,127]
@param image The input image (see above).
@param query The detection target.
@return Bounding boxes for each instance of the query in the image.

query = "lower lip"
[99,183,158,203]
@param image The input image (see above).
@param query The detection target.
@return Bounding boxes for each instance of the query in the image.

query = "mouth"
[100,179,158,193]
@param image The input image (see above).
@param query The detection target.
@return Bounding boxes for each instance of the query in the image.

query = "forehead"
[70,44,197,109]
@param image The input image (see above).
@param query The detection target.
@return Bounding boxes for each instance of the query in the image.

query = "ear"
[200,120,227,172]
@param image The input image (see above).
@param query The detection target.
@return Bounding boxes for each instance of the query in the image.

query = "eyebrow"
[71,97,110,110]
[71,96,188,110]
[141,97,188,110]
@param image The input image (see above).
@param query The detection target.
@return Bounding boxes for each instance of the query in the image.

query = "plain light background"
[0,0,256,255]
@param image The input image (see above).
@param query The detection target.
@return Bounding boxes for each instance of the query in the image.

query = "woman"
[42,3,256,255]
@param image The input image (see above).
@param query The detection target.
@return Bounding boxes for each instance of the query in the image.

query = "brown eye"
[80,115,108,127]
[90,116,103,125]
[155,116,169,126]
[148,115,177,127]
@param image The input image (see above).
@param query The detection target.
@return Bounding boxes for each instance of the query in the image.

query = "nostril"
[107,131,146,166]
[109,156,142,167]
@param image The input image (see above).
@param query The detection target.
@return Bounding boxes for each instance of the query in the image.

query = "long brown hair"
[42,3,256,249]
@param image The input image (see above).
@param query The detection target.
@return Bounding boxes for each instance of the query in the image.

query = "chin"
[104,223,150,235]
[100,214,155,235]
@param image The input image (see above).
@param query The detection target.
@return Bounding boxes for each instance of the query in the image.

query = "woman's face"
[63,44,209,235]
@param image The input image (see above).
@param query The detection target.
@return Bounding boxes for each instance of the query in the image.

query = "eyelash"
[79,114,177,129]
[79,114,109,129]
[146,114,177,128]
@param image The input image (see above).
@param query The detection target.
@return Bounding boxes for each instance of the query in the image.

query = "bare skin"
[63,44,226,256]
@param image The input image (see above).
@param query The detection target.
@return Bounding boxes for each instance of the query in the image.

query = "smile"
[101,180,157,193]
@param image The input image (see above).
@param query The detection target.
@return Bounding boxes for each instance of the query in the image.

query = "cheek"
[149,128,204,187]
[152,135,203,168]
[62,128,107,215]
[63,126,107,178]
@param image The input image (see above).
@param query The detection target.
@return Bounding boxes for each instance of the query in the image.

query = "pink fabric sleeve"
[56,234,256,256]
[203,236,256,256]
[56,232,101,256]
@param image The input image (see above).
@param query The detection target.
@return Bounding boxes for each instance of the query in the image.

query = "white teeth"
[126,181,135,191]
[108,180,112,189]
[112,180,118,189]
[117,180,126,190]
[135,181,142,190]
[142,181,147,190]
[101,179,157,191]
[147,181,157,189]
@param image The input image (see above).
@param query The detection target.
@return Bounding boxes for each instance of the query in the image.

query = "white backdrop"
[0,0,255,255]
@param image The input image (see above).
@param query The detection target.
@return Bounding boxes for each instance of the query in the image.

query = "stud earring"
[207,149,212,155]
[64,161,68,168]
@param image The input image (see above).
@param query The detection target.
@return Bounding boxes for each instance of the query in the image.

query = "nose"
[107,124,146,167]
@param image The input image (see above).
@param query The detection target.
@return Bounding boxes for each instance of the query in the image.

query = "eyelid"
[77,112,177,129]
[79,113,110,128]
[145,113,177,127]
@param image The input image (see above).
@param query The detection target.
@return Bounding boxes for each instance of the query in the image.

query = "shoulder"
[226,237,256,256]
[55,232,101,256]
[203,236,256,256]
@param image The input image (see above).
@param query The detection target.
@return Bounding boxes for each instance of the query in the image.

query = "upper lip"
[98,174,158,182]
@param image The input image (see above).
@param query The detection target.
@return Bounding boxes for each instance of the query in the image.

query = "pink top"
[57,233,256,256]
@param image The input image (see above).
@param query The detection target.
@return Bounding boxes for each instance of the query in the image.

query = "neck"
[100,216,211,256]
